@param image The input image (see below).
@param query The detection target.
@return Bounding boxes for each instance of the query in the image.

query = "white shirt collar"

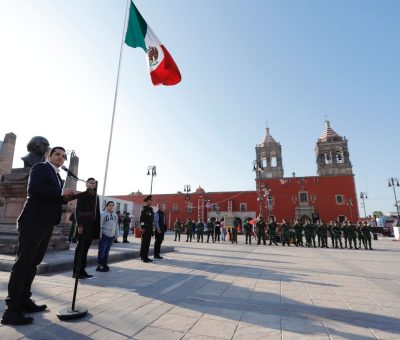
[46,160,60,174]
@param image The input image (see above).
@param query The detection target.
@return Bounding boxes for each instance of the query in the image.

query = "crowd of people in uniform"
[172,216,374,250]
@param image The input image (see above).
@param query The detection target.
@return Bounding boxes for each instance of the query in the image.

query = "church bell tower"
[255,128,284,179]
[315,121,353,176]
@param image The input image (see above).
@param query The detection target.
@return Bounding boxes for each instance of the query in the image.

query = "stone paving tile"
[133,326,184,340]
[233,322,281,339]
[150,313,199,333]
[187,318,238,339]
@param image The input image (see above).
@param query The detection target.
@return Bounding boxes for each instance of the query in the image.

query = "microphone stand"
[57,177,97,321]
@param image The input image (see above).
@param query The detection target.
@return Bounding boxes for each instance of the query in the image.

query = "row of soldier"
[172,216,374,250]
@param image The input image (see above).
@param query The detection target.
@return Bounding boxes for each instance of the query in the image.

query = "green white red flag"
[124,1,181,86]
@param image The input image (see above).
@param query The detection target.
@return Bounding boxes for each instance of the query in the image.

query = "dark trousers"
[257,231,266,245]
[186,231,192,242]
[197,232,203,242]
[73,238,92,274]
[6,222,54,310]
[154,231,164,257]
[215,232,220,242]
[123,225,130,241]
[140,229,152,259]
[174,230,181,241]
[245,232,251,244]
[207,230,214,243]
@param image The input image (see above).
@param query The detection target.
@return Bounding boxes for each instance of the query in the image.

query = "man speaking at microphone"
[1,147,75,325]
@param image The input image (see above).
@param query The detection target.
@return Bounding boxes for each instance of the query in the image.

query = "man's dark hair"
[87,177,96,182]
[106,201,114,206]
[49,146,66,156]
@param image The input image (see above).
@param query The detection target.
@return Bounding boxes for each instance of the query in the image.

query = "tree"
[372,211,383,217]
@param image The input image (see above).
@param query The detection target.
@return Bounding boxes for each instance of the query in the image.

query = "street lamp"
[346,198,354,222]
[183,184,191,218]
[253,159,264,216]
[215,204,220,242]
[360,192,368,218]
[388,177,400,224]
[147,165,157,195]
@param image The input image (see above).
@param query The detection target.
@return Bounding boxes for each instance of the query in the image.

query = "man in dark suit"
[72,178,100,279]
[1,146,75,325]
[140,195,154,263]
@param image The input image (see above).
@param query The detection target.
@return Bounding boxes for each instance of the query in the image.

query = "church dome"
[195,186,205,194]
[130,189,143,196]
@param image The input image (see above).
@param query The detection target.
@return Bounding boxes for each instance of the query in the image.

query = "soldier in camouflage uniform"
[332,221,343,249]
[185,218,193,242]
[206,219,215,243]
[244,218,252,245]
[256,216,267,245]
[327,221,335,247]
[281,219,291,246]
[174,218,182,241]
[293,219,304,247]
[268,217,279,245]
[347,221,358,249]
[196,219,204,242]
[356,221,364,248]
[342,221,350,248]
[361,221,373,250]
[317,220,328,248]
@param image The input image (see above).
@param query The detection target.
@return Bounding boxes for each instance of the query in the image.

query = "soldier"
[332,221,343,249]
[206,219,215,243]
[317,220,328,248]
[327,221,335,247]
[281,219,291,246]
[342,221,350,248]
[196,218,204,242]
[347,221,358,249]
[361,221,373,250]
[293,219,304,247]
[356,221,364,248]
[243,218,252,244]
[304,219,316,247]
[174,217,182,241]
[140,195,154,262]
[268,216,279,245]
[256,216,266,245]
[231,219,238,244]
[316,220,321,247]
[122,212,132,243]
[185,218,192,242]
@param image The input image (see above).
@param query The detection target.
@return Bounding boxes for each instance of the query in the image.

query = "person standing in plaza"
[332,221,343,249]
[140,195,154,262]
[293,219,303,247]
[347,221,358,249]
[174,217,182,241]
[244,218,252,245]
[268,216,278,246]
[122,212,132,243]
[221,219,227,241]
[206,218,215,243]
[2,147,75,325]
[281,219,291,246]
[185,218,192,242]
[73,178,100,279]
[153,204,167,259]
[96,201,118,272]
[361,221,373,250]
[256,216,267,245]
[327,221,335,247]
[356,221,365,248]
[196,218,204,242]
[214,219,221,242]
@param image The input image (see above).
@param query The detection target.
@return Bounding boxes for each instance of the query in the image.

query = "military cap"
[143,195,153,202]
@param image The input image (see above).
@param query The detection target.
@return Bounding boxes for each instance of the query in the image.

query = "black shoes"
[96,265,109,272]
[73,271,93,279]
[1,310,33,325]
[141,258,153,263]
[123,240,130,243]
[154,256,163,259]
[114,239,120,243]
[22,299,47,313]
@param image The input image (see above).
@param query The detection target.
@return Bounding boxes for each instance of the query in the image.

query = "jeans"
[98,234,114,265]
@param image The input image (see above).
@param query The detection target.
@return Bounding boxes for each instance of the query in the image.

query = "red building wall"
[115,174,359,227]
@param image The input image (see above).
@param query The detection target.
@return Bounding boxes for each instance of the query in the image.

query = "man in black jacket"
[2,147,75,325]
[140,195,154,263]
[72,178,100,279]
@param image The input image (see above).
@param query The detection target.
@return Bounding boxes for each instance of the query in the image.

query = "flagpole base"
[57,306,88,321]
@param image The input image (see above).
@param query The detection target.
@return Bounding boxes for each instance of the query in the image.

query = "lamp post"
[360,192,368,218]
[262,185,272,221]
[388,177,400,224]
[346,198,354,222]
[253,160,264,216]
[215,204,220,242]
[183,184,191,219]
[147,165,157,195]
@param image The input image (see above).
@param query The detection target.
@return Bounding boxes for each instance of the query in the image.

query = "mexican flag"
[125,1,181,86]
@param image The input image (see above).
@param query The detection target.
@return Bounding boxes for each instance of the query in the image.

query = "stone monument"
[0,133,77,254]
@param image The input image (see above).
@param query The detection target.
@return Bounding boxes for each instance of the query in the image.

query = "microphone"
[61,166,80,180]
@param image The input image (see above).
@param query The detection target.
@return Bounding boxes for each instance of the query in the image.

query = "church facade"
[114,121,359,228]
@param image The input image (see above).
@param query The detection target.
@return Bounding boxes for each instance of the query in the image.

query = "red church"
[114,121,359,228]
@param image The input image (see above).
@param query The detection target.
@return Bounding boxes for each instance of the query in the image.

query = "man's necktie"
[56,173,63,188]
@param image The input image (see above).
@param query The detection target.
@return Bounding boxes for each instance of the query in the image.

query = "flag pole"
[101,0,130,198]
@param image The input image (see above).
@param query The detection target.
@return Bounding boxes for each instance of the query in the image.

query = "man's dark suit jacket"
[76,193,101,240]
[18,162,64,226]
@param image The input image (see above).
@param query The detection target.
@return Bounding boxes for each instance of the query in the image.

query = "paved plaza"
[1,234,400,339]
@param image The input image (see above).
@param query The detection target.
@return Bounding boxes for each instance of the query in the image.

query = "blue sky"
[0,0,399,216]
